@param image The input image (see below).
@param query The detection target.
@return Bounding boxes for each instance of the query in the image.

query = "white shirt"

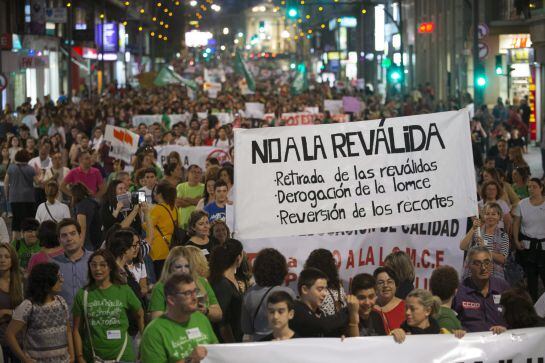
[139,186,155,204]
[513,198,545,248]
[0,218,10,244]
[22,114,39,139]
[35,200,71,223]
[128,263,147,282]
[29,155,52,172]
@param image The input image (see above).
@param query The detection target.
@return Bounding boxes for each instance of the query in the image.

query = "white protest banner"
[263,113,275,124]
[132,114,192,127]
[234,110,477,239]
[155,145,231,169]
[279,112,318,126]
[104,125,139,163]
[212,112,233,125]
[204,328,545,363]
[197,112,209,120]
[304,106,320,114]
[324,99,343,114]
[241,219,465,289]
[204,82,222,98]
[244,102,265,119]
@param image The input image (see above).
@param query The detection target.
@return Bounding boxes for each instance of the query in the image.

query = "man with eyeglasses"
[141,273,217,363]
[453,246,509,333]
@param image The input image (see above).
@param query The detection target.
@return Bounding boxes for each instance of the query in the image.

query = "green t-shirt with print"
[11,239,41,270]
[436,306,463,332]
[149,277,218,313]
[72,284,142,362]
[140,312,218,363]
[176,182,204,228]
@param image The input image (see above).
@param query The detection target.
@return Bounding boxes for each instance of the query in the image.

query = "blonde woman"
[391,289,465,343]
[148,246,222,322]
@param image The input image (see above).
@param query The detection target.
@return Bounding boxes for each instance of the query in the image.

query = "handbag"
[83,289,128,363]
[44,202,57,223]
[155,204,186,248]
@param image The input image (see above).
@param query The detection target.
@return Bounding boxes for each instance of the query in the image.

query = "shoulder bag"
[83,289,128,363]
[155,204,186,249]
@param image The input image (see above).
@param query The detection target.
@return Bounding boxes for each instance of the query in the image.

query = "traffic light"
[388,65,403,83]
[286,0,298,18]
[495,54,503,75]
[475,63,487,88]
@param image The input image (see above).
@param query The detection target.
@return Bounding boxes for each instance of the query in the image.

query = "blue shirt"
[203,202,226,223]
[453,277,509,332]
[52,249,92,310]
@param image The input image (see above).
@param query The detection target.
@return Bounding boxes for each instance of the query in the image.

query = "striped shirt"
[463,230,510,280]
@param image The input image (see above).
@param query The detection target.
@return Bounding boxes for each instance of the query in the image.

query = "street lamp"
[223,27,229,35]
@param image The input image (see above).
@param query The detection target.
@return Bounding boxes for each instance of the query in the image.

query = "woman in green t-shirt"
[73,249,144,363]
[149,246,222,323]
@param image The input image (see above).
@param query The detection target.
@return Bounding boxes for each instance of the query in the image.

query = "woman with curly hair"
[6,262,74,363]
[241,248,295,341]
[304,249,347,316]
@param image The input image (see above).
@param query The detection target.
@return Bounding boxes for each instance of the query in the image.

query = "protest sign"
[204,82,222,98]
[104,125,139,163]
[204,328,545,363]
[212,112,233,125]
[324,99,343,114]
[343,96,361,113]
[155,145,231,169]
[244,102,265,119]
[304,106,320,114]
[241,219,466,290]
[234,110,477,239]
[132,114,192,127]
[279,112,318,126]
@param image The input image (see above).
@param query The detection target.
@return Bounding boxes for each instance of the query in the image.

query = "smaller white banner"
[104,125,139,163]
[324,99,344,114]
[155,145,231,170]
[245,103,265,119]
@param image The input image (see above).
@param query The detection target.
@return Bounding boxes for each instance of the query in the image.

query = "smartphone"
[138,191,146,203]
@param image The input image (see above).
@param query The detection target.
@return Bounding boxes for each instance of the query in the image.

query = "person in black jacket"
[289,268,359,338]
[100,179,145,237]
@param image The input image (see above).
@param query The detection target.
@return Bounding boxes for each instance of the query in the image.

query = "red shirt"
[64,166,103,195]
[380,300,406,334]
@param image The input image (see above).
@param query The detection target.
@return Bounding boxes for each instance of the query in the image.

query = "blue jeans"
[0,186,11,214]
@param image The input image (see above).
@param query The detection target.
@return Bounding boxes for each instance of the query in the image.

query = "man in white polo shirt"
[35,181,71,223]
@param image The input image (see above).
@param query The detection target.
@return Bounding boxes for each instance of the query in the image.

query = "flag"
[154,66,198,91]
[290,63,308,96]
[235,49,255,92]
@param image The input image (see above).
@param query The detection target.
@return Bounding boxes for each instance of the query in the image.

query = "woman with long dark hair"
[6,263,74,362]
[71,182,101,251]
[0,244,24,362]
[100,179,148,235]
[209,239,244,343]
[72,249,144,363]
[500,288,545,329]
[304,249,347,316]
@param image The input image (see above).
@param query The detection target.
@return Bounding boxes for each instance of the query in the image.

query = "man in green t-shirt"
[141,273,218,363]
[430,265,463,332]
[11,218,41,271]
[176,165,204,228]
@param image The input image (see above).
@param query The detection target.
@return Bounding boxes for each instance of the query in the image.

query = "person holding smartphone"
[100,179,151,238]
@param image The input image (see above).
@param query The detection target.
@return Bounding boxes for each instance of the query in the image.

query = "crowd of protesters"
[0,70,543,363]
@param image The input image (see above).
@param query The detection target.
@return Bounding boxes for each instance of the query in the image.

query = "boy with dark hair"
[203,179,228,222]
[349,273,387,336]
[289,268,359,337]
[430,265,463,331]
[260,291,298,341]
[11,218,41,270]
[139,167,158,204]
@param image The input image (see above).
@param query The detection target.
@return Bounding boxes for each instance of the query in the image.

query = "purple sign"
[95,22,119,53]
[342,96,361,113]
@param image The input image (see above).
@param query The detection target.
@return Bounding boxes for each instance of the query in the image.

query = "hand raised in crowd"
[346,294,360,317]
[390,328,407,343]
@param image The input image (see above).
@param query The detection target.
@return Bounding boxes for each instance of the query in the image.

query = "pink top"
[64,166,103,195]
[27,248,65,273]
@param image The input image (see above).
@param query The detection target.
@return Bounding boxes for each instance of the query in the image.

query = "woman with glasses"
[373,266,405,333]
[513,178,545,301]
[6,262,74,363]
[149,246,222,323]
[72,250,144,363]
[460,202,509,281]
